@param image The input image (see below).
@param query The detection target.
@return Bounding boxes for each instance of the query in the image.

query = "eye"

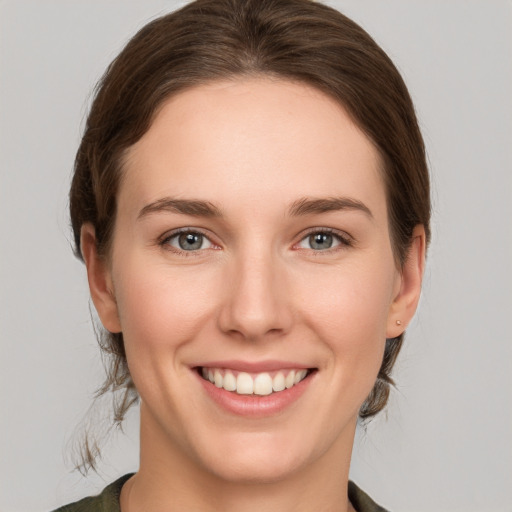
[296,230,351,251]
[164,230,213,252]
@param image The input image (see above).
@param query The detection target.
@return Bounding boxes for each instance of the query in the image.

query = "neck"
[121,403,357,512]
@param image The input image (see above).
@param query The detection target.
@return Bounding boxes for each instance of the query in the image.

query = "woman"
[55,0,429,510]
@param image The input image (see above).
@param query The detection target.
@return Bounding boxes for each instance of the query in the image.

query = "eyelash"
[159,228,218,256]
[294,227,354,253]
[158,227,354,255]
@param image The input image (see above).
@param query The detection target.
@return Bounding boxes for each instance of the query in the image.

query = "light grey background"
[1,1,511,511]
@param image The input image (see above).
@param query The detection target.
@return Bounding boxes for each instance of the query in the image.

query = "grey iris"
[309,233,333,250]
[179,232,203,250]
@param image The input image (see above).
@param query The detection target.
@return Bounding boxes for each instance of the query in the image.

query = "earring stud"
[396,320,402,326]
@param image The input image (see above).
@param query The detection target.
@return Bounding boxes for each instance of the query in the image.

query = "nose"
[218,250,293,342]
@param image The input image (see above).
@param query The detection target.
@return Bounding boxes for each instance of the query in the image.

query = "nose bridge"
[219,242,292,340]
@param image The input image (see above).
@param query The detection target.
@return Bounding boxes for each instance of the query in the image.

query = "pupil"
[310,233,332,250]
[179,233,202,250]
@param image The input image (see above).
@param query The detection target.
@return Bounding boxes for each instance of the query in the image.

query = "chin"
[187,426,326,485]
[203,448,307,484]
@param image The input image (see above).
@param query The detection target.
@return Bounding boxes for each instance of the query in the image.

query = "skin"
[81,78,425,512]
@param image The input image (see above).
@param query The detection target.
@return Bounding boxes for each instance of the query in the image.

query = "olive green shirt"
[52,474,389,512]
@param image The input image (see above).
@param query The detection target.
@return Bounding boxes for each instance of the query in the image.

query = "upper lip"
[193,360,313,372]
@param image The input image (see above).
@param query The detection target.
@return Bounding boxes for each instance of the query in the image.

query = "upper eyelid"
[296,227,353,242]
[158,228,218,252]
[160,227,214,242]
[157,226,353,249]
[292,228,354,253]
[159,229,219,256]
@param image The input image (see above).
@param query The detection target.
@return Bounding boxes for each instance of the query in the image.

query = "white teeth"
[272,372,285,392]
[236,372,254,394]
[285,371,295,389]
[254,373,273,395]
[214,369,223,388]
[294,369,307,384]
[223,371,237,391]
[201,368,309,395]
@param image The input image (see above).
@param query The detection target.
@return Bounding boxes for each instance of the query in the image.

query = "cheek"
[296,258,395,368]
[112,256,219,355]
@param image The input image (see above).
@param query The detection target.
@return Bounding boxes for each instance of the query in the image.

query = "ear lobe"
[80,223,122,333]
[386,225,426,338]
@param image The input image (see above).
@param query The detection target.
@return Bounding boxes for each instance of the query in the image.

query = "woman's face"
[88,78,415,483]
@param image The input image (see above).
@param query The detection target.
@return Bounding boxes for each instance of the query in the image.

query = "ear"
[386,225,426,338]
[80,223,122,333]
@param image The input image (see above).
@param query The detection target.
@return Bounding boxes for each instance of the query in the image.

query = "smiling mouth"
[197,367,315,396]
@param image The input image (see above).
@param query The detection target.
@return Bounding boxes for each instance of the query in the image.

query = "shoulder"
[349,481,390,512]
[51,474,134,512]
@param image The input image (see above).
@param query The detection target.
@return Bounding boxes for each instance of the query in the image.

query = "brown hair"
[70,0,430,469]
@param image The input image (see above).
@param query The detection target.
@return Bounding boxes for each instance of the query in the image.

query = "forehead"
[120,78,385,218]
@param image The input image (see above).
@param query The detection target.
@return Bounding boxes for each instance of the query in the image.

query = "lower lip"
[195,370,314,418]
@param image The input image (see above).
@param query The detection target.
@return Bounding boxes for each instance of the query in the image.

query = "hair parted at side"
[70,0,430,471]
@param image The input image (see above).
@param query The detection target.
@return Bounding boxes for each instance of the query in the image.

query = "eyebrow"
[288,196,373,218]
[138,198,222,219]
[137,195,373,220]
